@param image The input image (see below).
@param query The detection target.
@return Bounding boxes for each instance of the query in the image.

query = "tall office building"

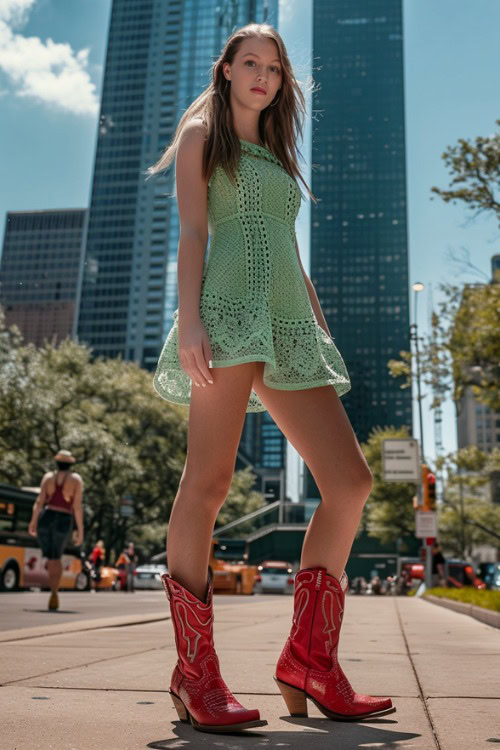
[77,0,277,365]
[76,0,282,498]
[0,209,86,347]
[309,0,412,455]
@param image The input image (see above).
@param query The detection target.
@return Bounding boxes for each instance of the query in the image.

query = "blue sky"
[0,0,498,465]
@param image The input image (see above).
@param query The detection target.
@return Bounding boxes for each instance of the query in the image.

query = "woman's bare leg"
[47,559,63,594]
[166,362,258,601]
[252,363,372,580]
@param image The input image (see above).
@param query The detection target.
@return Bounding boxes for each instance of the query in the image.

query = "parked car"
[476,562,499,590]
[150,540,258,595]
[134,563,168,590]
[446,560,486,589]
[77,553,120,591]
[254,561,294,594]
[491,563,500,591]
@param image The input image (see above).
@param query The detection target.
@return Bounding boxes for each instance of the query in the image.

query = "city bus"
[0,483,86,592]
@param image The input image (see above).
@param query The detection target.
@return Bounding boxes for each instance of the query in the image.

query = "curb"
[0,611,170,643]
[424,594,500,629]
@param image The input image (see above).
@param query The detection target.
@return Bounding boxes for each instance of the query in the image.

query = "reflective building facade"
[310,0,412,451]
[76,0,282,496]
[0,209,86,347]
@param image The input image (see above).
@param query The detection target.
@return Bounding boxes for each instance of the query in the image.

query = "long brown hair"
[145,23,315,202]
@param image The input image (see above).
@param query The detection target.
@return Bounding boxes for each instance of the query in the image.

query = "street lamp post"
[411,282,434,587]
[410,282,425,464]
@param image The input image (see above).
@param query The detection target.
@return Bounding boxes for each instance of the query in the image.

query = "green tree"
[388,280,500,418]
[430,118,500,226]
[0,310,267,559]
[436,445,500,558]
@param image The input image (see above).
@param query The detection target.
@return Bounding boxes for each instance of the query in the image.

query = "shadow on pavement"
[148,717,420,749]
[22,609,82,615]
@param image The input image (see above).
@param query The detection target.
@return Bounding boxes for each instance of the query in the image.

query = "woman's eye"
[245,60,255,66]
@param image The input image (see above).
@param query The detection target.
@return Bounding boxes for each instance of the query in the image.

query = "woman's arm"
[176,119,209,324]
[174,118,214,387]
[28,473,50,535]
[294,235,332,338]
[71,475,84,546]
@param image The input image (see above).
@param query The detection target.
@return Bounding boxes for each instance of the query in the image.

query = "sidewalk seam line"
[394,597,441,750]
[2,644,169,687]
[0,614,171,643]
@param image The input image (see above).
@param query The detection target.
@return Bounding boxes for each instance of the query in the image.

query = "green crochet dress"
[153,138,351,412]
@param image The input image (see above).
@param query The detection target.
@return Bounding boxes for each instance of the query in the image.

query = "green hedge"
[425,587,500,612]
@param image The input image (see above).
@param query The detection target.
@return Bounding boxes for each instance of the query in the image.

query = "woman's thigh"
[251,363,372,499]
[182,361,259,490]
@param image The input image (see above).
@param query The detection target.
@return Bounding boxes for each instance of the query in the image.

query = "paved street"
[0,589,257,632]
[0,591,499,749]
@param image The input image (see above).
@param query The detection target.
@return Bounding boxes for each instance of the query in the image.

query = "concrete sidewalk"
[1,593,499,749]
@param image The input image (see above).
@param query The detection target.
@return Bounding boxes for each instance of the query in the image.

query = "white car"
[134,564,168,590]
[254,561,294,594]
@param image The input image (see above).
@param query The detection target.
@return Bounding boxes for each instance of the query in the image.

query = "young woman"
[147,23,395,734]
[28,449,84,610]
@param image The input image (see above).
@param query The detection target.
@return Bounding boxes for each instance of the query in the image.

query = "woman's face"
[224,35,282,111]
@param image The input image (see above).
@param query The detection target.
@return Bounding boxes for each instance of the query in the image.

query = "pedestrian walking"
[115,549,129,591]
[431,541,447,587]
[89,540,105,592]
[125,542,137,592]
[28,449,84,611]
[147,22,395,734]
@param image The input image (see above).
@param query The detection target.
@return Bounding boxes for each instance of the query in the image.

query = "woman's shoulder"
[179,117,208,147]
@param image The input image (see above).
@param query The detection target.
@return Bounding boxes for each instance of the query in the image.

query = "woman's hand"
[178,317,214,388]
[28,519,37,536]
[74,528,84,546]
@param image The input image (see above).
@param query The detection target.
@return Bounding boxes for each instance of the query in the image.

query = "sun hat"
[53,449,76,464]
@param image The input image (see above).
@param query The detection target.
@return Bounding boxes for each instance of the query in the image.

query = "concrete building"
[0,209,86,347]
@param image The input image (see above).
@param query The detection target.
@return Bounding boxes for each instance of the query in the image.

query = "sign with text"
[415,511,437,538]
[119,495,134,518]
[382,439,420,483]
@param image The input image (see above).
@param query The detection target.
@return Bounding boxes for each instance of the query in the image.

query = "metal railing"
[213,501,311,538]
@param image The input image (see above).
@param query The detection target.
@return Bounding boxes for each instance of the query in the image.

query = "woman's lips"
[251,88,267,95]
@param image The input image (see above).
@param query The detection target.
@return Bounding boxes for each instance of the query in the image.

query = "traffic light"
[421,464,429,510]
[421,465,436,511]
[427,471,436,511]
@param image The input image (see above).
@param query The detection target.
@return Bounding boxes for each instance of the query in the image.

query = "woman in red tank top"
[28,449,84,611]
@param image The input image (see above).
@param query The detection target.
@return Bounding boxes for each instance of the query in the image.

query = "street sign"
[415,511,437,538]
[382,439,420,483]
[120,495,134,518]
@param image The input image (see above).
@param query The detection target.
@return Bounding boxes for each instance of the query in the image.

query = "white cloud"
[0,0,99,115]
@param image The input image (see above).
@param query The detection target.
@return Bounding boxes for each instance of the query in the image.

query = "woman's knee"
[178,469,233,510]
[317,459,373,508]
[358,464,373,504]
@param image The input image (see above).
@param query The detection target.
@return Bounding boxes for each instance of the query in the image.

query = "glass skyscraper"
[76,0,282,497]
[77,0,277,365]
[310,0,412,449]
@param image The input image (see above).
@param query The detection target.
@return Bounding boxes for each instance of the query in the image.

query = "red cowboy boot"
[161,571,267,733]
[275,566,396,720]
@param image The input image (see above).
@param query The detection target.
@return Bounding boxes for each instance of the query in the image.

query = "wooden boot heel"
[274,677,308,717]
